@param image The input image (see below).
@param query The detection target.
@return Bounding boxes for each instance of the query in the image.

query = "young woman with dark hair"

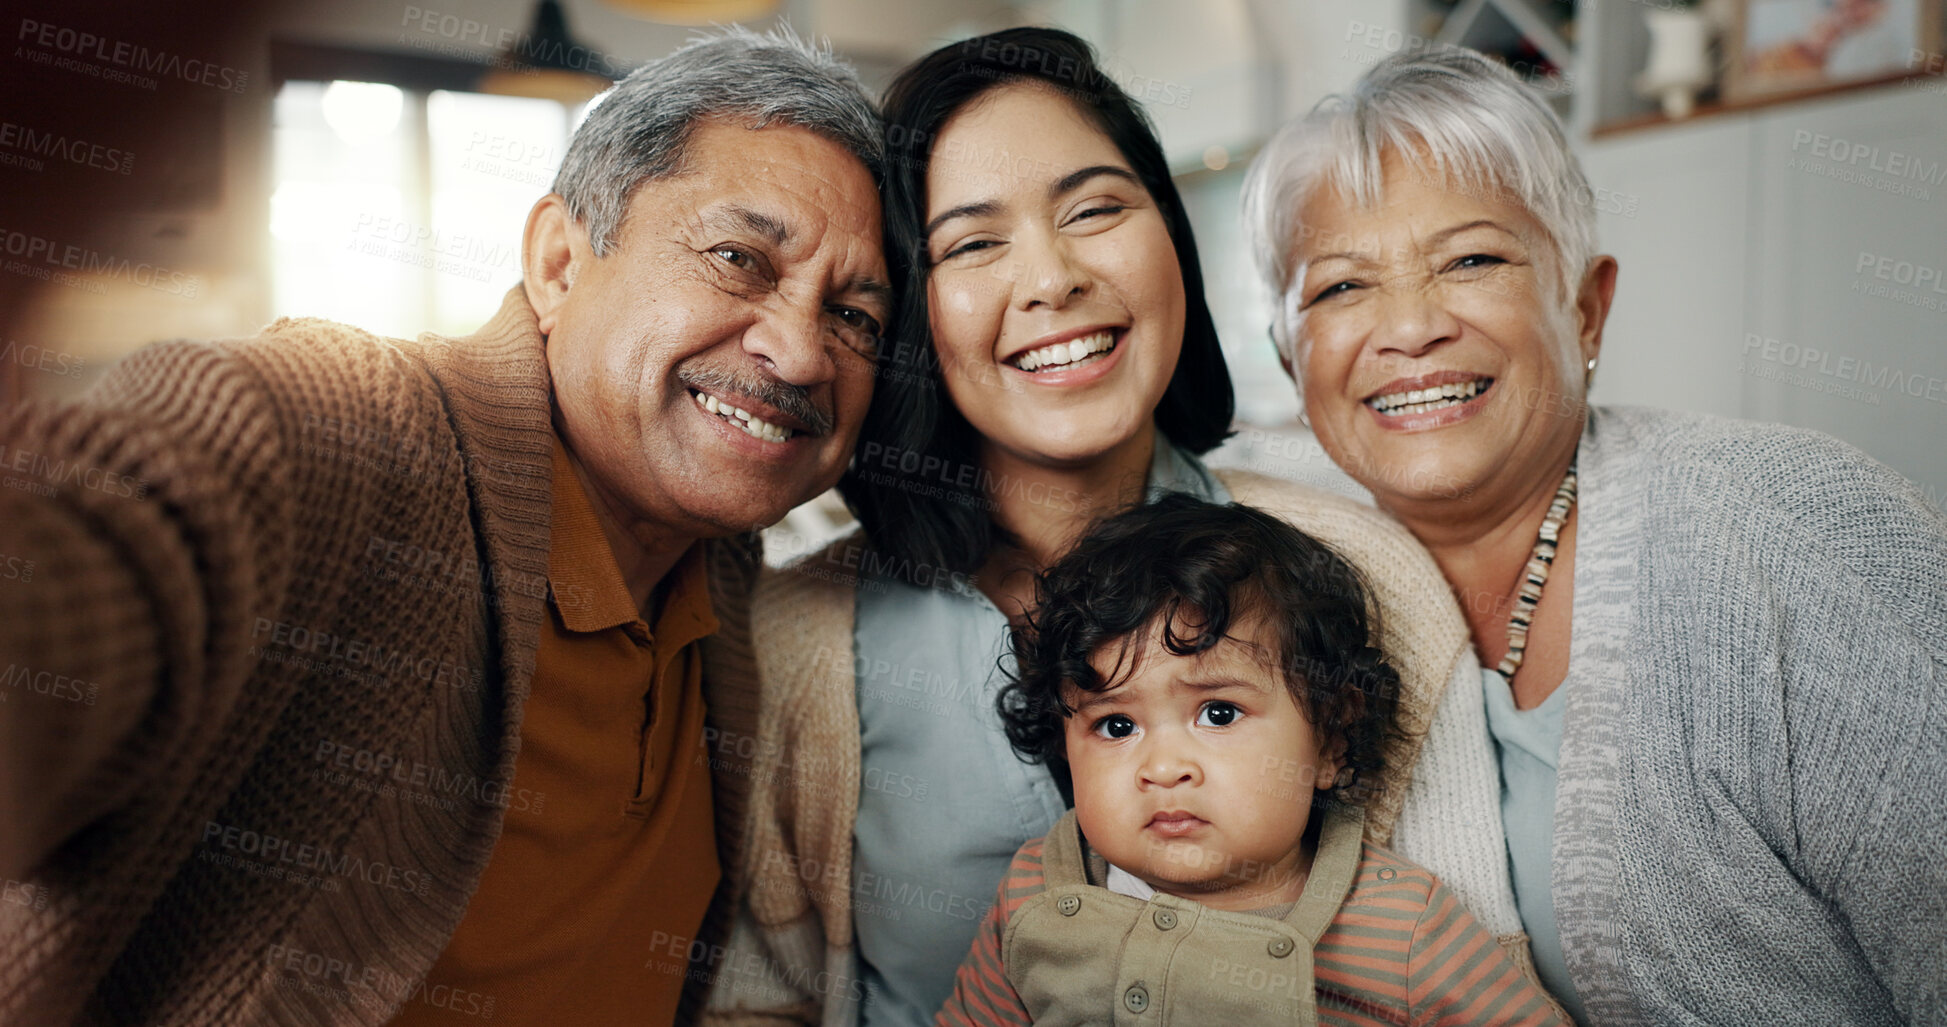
[700,28,1521,1027]
[842,27,1235,581]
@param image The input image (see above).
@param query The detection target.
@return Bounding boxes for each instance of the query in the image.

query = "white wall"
[1582,82,1947,503]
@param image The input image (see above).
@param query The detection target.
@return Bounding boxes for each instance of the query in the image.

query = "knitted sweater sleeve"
[1721,440,1947,1021]
[0,339,297,879]
[1619,418,1947,1022]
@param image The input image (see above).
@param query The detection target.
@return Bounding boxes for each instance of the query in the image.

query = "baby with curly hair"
[935,494,1564,1026]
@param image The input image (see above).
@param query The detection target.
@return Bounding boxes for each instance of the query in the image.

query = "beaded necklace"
[1495,462,1578,678]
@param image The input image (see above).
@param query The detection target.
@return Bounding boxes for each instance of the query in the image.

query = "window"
[270,80,587,338]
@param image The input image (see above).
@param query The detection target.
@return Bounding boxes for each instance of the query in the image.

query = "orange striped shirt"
[936,834,1565,1026]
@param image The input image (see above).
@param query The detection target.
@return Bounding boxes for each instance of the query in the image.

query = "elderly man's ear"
[1576,255,1620,368]
[523,193,588,337]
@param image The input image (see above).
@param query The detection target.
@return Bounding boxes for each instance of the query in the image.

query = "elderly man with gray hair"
[1243,44,1946,1026]
[0,28,889,1026]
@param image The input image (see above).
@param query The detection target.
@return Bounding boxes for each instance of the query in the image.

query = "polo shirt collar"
[545,438,717,646]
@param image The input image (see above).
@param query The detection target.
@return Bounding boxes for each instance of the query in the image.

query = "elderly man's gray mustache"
[678,363,836,437]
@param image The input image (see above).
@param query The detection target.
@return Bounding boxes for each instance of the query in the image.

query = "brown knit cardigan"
[0,287,761,1026]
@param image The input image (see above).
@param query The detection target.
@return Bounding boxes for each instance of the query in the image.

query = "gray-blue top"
[1482,666,1587,1025]
[851,440,1226,1027]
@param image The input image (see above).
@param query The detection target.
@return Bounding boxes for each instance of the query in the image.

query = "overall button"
[1057,895,1081,916]
[1268,936,1295,958]
[1153,908,1177,930]
[1124,985,1150,1014]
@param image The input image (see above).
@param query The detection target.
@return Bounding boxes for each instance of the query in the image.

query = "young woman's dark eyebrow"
[925,166,1140,241]
[924,200,1003,240]
[1049,164,1138,200]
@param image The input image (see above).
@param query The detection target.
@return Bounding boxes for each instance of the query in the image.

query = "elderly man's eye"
[1448,253,1506,271]
[714,246,754,268]
[832,307,880,335]
[829,308,883,358]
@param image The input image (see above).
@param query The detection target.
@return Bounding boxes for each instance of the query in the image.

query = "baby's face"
[1063,614,1341,911]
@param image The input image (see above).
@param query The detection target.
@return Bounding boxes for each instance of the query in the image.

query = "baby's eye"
[1093,714,1137,740]
[1196,701,1241,728]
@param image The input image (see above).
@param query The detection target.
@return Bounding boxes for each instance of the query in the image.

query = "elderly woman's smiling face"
[1289,149,1607,512]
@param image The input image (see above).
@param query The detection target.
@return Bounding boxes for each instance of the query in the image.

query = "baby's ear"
[1315,738,1350,793]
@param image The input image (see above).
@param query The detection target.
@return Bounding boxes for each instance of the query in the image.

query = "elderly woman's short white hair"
[1242,45,1597,360]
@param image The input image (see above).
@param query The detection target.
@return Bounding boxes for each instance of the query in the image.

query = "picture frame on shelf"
[1725,0,1943,101]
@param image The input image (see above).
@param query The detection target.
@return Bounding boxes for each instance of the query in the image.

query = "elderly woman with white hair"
[1242,46,1947,1026]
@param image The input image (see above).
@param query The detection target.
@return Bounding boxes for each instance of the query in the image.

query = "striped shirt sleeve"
[932,841,1043,1027]
[1406,878,1566,1026]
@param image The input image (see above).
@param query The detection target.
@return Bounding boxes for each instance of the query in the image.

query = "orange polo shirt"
[390,440,720,1027]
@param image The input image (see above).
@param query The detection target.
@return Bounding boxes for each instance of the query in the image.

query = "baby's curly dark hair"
[998,493,1402,807]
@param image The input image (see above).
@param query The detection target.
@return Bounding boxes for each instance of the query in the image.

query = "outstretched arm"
[0,340,295,878]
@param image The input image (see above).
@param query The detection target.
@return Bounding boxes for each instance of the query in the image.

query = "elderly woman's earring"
[1585,356,1598,389]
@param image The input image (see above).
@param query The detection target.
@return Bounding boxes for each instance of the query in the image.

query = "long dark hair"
[838,27,1234,576]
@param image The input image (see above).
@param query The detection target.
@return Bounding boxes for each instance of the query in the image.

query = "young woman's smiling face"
[922,82,1186,471]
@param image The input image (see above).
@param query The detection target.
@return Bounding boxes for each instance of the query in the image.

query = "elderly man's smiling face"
[528,119,888,538]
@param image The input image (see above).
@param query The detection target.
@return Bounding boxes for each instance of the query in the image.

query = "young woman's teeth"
[693,390,791,443]
[1367,378,1493,415]
[1013,330,1116,372]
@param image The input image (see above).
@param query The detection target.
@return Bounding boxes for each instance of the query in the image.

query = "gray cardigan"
[1555,406,1946,1025]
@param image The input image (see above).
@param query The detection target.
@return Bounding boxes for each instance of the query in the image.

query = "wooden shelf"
[1591,71,1932,139]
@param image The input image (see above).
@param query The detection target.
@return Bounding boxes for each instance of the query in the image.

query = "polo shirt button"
[1268,936,1295,958]
[1124,985,1149,1013]
[1153,908,1177,930]
[1058,895,1081,916]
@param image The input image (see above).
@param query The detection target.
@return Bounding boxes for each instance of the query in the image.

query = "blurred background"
[3,0,1943,549]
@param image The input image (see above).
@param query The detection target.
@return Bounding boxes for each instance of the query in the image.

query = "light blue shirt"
[1482,667,1589,1026]
[852,440,1225,1027]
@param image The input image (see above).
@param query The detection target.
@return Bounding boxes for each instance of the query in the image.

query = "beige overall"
[999,805,1364,1026]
